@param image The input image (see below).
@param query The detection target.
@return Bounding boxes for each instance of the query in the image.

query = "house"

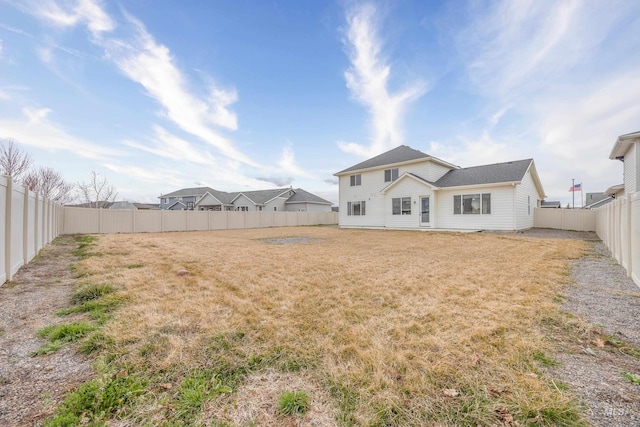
[541,200,561,208]
[609,131,640,196]
[584,192,614,209]
[334,145,545,231]
[159,187,333,212]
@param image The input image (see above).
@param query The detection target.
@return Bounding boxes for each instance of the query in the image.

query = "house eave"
[438,181,521,191]
[284,200,332,205]
[610,131,640,159]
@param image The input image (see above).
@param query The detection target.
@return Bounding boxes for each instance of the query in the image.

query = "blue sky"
[1,0,639,206]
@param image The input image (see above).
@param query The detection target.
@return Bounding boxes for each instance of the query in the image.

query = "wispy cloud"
[20,0,258,168]
[338,2,426,158]
[100,12,256,166]
[24,0,114,38]
[453,0,640,196]
[0,106,122,159]
[123,126,219,166]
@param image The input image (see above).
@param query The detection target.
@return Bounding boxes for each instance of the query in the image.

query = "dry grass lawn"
[55,226,588,426]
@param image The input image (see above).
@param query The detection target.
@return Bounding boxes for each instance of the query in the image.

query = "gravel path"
[540,233,640,427]
[0,236,92,426]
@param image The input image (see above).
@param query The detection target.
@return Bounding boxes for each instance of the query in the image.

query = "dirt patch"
[260,237,324,245]
[0,236,92,426]
[204,370,337,426]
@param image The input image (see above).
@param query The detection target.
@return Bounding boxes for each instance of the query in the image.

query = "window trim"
[347,200,366,216]
[392,196,411,215]
[384,168,399,183]
[350,174,362,186]
[453,193,491,215]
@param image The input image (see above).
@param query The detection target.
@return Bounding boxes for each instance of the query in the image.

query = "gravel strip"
[555,240,640,427]
[0,237,93,426]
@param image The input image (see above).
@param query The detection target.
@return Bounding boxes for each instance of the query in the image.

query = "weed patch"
[33,322,96,355]
[278,390,310,416]
[45,373,146,426]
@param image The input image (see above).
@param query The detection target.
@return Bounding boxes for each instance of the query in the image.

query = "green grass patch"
[278,390,310,416]
[72,235,97,259]
[174,370,233,421]
[125,263,144,269]
[621,371,640,385]
[33,322,96,356]
[533,351,560,367]
[44,373,146,426]
[71,283,115,304]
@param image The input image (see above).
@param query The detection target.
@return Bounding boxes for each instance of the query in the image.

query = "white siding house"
[335,145,545,231]
[610,132,640,195]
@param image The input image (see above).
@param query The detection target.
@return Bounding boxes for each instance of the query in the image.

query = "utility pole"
[572,178,575,209]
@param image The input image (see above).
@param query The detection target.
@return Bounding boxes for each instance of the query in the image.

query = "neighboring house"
[584,192,614,209]
[605,184,625,198]
[133,203,161,210]
[334,145,545,231]
[610,131,640,196]
[159,187,333,212]
[109,201,138,210]
[541,200,561,208]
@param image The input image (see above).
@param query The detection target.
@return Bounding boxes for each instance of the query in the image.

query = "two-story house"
[609,131,640,196]
[334,145,545,231]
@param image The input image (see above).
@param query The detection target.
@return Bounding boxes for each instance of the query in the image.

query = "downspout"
[512,182,517,231]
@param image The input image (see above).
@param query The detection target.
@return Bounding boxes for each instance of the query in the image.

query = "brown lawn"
[72,226,587,426]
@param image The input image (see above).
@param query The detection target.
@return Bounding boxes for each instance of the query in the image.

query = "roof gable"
[335,145,457,175]
[434,159,533,188]
[231,188,291,204]
[285,188,332,204]
[380,173,438,194]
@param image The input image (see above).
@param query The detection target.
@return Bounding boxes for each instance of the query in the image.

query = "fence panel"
[631,193,640,286]
[595,192,639,288]
[1,175,61,286]
[533,208,596,231]
[0,176,7,284]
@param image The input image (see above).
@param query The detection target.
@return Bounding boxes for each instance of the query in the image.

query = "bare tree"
[23,167,75,204]
[76,170,118,208]
[0,138,33,180]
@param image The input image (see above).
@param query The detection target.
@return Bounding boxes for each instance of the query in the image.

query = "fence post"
[627,195,633,279]
[4,178,12,281]
[22,187,29,265]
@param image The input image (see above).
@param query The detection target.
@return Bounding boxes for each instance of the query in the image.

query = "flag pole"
[572,178,575,209]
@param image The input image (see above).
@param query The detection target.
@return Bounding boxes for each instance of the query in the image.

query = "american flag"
[569,183,582,192]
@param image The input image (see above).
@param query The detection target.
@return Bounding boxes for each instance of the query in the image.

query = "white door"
[420,196,430,226]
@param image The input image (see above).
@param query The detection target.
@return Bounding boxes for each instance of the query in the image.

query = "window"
[527,196,531,215]
[453,193,491,215]
[392,197,411,215]
[237,206,248,212]
[482,194,491,214]
[384,168,399,182]
[274,206,277,211]
[350,174,361,186]
[186,202,194,210]
[347,201,366,216]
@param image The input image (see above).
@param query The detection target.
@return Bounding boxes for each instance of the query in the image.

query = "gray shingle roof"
[236,188,291,204]
[434,159,533,188]
[336,145,454,174]
[285,188,332,205]
[161,187,236,204]
[161,186,216,198]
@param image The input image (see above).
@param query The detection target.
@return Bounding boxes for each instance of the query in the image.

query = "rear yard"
[11,227,640,426]
[8,226,633,426]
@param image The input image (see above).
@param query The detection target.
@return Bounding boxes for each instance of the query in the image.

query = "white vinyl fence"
[1,175,61,284]
[533,207,596,231]
[595,192,640,287]
[61,207,338,235]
